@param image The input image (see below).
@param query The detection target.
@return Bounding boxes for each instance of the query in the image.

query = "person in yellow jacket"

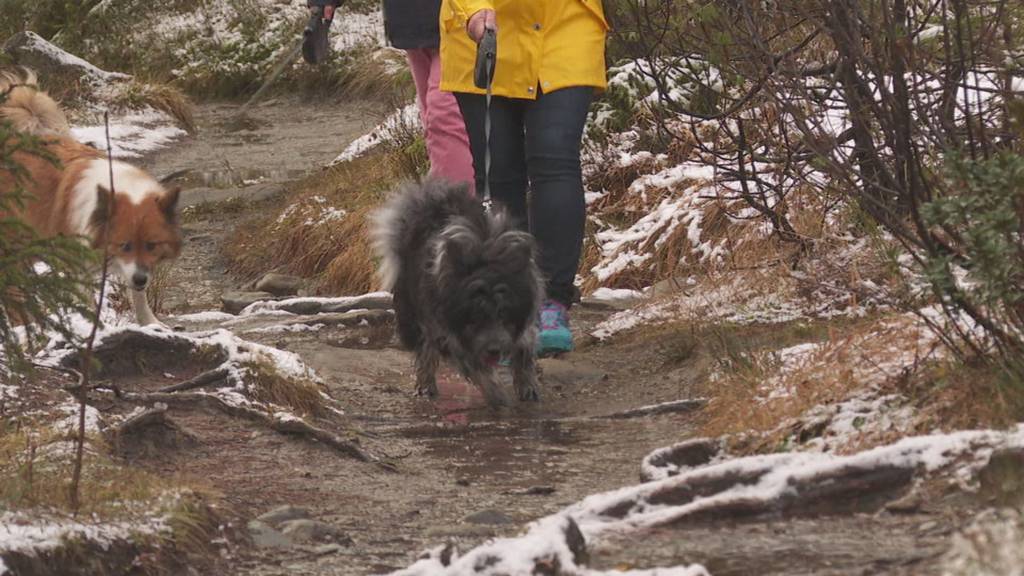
[439,0,608,356]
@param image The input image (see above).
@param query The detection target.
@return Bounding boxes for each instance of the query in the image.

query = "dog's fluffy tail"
[0,67,71,138]
[370,178,475,290]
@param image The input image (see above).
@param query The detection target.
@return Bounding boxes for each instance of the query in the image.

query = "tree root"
[122,392,397,472]
[156,368,231,393]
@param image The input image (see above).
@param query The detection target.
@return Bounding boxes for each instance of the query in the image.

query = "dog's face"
[91,185,182,291]
[434,222,540,364]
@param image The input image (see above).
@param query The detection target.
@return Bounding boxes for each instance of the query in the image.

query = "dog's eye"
[145,242,157,252]
[120,242,132,253]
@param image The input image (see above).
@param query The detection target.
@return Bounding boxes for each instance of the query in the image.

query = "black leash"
[474,28,497,212]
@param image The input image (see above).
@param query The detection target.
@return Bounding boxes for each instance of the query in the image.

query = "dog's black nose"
[132,271,148,289]
[486,346,503,357]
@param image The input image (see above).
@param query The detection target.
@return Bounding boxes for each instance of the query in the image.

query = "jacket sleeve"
[448,0,494,23]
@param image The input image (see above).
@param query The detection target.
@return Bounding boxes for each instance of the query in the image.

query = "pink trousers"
[405,48,475,193]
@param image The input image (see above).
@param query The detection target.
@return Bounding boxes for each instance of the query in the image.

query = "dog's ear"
[434,222,480,280]
[487,230,535,270]
[158,186,181,222]
[90,185,115,231]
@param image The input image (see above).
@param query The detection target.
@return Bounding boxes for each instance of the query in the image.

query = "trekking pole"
[474,27,497,213]
[303,0,345,65]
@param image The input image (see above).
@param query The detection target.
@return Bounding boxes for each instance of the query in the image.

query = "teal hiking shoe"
[537,300,573,357]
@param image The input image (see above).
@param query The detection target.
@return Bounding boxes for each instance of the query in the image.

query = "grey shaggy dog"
[372,179,544,406]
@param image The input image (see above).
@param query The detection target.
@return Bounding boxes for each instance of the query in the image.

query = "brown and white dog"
[0,68,181,325]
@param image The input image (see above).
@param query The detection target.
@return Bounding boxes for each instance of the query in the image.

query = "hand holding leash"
[467,9,496,42]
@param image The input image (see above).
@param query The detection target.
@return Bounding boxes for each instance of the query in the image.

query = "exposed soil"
[128,99,981,576]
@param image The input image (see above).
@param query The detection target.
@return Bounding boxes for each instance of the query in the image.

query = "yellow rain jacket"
[439,0,609,100]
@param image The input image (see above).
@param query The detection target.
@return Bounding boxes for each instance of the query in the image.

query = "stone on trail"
[247,520,293,549]
[257,505,311,526]
[221,290,277,314]
[279,519,345,542]
[463,509,515,525]
[255,273,304,297]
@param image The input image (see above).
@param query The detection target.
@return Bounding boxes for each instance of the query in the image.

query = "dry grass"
[0,425,165,514]
[225,147,420,295]
[110,80,196,133]
[697,309,1024,454]
[242,360,327,417]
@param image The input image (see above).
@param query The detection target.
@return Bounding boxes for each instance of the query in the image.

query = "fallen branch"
[122,391,397,472]
[156,367,230,393]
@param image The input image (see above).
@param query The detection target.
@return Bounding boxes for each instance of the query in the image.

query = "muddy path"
[136,100,970,575]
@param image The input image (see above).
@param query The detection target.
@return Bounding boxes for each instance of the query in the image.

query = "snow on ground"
[590,287,646,302]
[331,103,420,164]
[71,108,187,159]
[0,506,171,573]
[239,292,391,315]
[393,515,710,576]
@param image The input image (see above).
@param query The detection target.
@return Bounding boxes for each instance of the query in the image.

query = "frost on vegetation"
[590,276,814,341]
[154,1,385,87]
[941,508,1024,576]
[275,195,348,229]
[332,103,420,164]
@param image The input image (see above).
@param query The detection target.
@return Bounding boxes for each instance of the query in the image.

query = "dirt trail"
[137,100,968,575]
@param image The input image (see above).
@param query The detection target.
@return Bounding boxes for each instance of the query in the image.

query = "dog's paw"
[517,386,540,402]
[415,382,439,398]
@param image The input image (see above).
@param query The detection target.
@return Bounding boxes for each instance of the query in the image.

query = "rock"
[221,290,276,314]
[505,485,556,496]
[538,358,608,390]
[255,273,304,297]
[309,543,344,555]
[978,447,1024,508]
[279,519,343,542]
[257,505,311,527]
[247,520,292,549]
[4,31,131,88]
[321,293,393,314]
[463,510,515,525]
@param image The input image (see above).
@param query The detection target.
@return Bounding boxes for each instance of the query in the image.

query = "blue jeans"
[455,87,593,308]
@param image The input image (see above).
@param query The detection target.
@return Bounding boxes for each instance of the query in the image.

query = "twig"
[29,362,84,388]
[155,367,230,393]
[69,111,116,514]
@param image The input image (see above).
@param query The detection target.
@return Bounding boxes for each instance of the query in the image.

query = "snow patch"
[331,104,420,164]
[71,109,186,159]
